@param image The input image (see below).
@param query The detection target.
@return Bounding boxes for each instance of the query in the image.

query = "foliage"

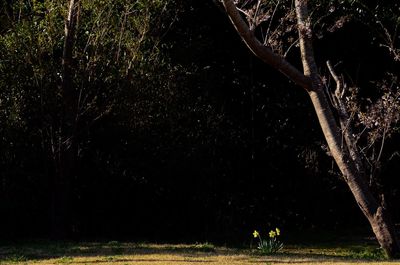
[0,0,252,239]
[0,0,193,237]
[348,246,385,260]
[0,0,400,241]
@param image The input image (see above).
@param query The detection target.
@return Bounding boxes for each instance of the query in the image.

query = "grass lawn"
[1,240,400,265]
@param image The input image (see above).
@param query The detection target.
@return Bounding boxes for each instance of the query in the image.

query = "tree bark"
[308,88,400,258]
[221,0,400,258]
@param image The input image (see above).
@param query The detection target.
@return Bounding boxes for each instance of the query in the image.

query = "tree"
[0,0,183,237]
[219,0,400,258]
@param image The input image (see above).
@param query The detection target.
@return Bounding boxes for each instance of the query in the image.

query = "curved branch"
[222,0,312,90]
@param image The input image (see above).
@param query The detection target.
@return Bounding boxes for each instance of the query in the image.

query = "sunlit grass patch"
[0,241,399,264]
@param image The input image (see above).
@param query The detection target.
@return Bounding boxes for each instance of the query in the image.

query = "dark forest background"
[0,0,399,244]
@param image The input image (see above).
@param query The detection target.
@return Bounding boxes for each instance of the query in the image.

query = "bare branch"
[295,0,318,80]
[326,60,367,175]
[222,0,312,90]
[376,128,387,163]
[389,151,400,161]
[326,60,343,99]
[283,38,299,58]
[264,0,280,45]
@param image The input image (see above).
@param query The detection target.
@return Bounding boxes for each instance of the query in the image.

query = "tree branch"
[326,60,366,176]
[294,0,318,80]
[222,0,312,90]
[326,61,344,99]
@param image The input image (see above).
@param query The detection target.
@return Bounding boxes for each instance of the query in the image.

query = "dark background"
[0,0,399,244]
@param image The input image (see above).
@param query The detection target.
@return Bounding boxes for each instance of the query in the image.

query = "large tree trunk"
[308,88,400,258]
[221,0,400,258]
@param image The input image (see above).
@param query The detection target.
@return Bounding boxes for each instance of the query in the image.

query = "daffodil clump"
[252,228,283,255]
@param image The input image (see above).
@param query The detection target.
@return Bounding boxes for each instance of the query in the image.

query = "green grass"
[0,240,398,264]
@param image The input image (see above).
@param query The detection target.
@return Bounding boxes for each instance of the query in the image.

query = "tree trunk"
[51,0,80,238]
[308,88,400,258]
[295,0,400,258]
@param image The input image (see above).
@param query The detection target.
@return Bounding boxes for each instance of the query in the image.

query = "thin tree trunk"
[51,0,80,238]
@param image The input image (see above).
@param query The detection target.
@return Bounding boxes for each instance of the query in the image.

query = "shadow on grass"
[0,241,217,263]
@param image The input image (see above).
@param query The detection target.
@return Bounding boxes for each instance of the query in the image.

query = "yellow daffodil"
[269,230,276,238]
[253,230,259,238]
[276,228,280,236]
